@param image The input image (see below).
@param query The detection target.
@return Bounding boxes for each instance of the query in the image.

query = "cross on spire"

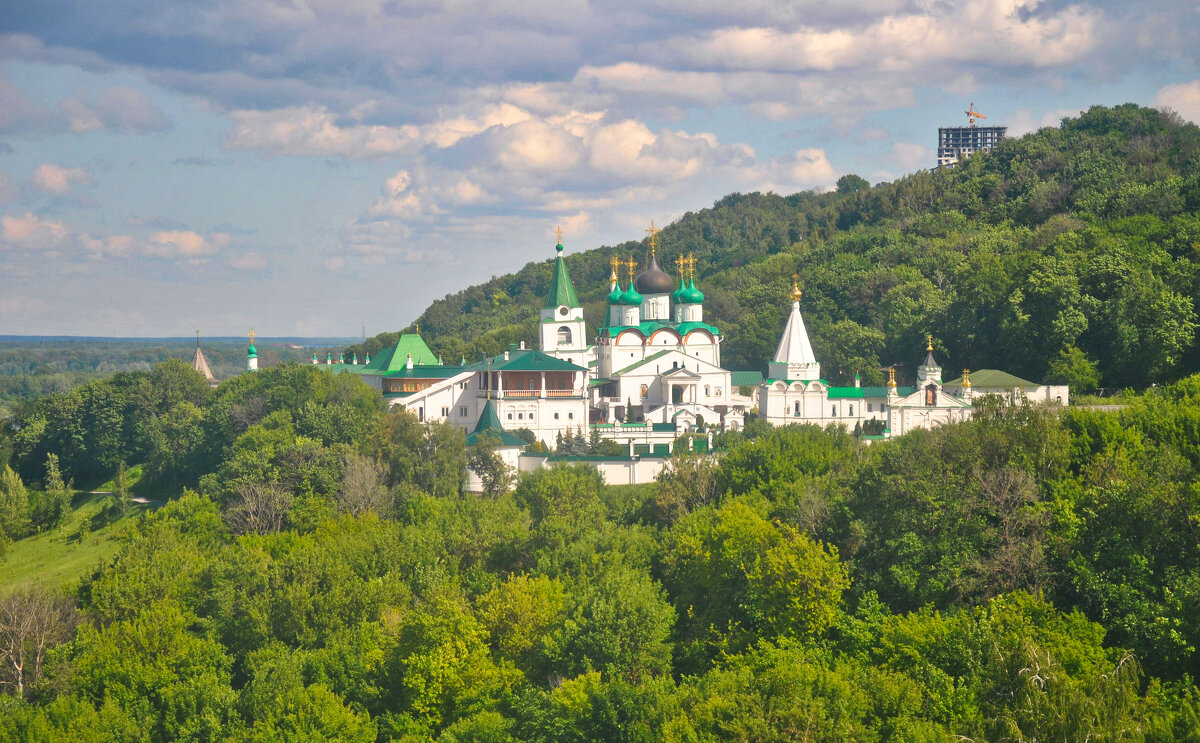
[248,328,256,345]
[645,221,660,257]
[926,333,933,352]
[610,255,621,280]
[686,252,697,279]
[195,329,200,348]
[554,224,563,244]
[674,254,687,278]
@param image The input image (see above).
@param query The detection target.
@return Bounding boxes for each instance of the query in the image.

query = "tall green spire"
[543,239,580,309]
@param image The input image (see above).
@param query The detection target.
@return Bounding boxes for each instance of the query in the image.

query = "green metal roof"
[943,369,1039,389]
[612,349,674,376]
[730,370,763,387]
[469,348,587,372]
[465,399,529,447]
[601,320,721,338]
[357,334,439,375]
[380,365,466,379]
[827,387,864,399]
[543,251,580,309]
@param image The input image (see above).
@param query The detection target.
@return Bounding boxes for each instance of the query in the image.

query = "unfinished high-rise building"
[937,103,1006,168]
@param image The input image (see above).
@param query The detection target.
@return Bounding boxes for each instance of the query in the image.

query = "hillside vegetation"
[0,361,1199,738]
[349,104,1200,392]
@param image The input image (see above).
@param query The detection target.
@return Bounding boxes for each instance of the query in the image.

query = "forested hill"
[351,104,1200,390]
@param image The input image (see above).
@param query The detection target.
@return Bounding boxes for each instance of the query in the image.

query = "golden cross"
[248,328,255,345]
[609,255,621,280]
[686,252,698,279]
[674,254,687,278]
[622,256,638,283]
[888,366,897,385]
[645,221,660,257]
[926,333,933,352]
[555,225,563,244]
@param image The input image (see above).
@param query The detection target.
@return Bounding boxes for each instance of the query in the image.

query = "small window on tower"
[557,326,573,344]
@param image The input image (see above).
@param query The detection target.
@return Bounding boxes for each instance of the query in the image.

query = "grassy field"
[0,492,150,590]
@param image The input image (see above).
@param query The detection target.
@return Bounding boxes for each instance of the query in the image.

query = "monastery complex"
[215,231,1067,487]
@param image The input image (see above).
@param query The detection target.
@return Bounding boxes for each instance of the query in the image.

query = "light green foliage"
[0,467,30,540]
[1047,344,1102,395]
[545,566,675,682]
[379,592,521,738]
[64,601,237,742]
[664,499,849,668]
[476,574,566,677]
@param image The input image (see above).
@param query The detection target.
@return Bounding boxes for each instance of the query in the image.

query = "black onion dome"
[635,253,675,294]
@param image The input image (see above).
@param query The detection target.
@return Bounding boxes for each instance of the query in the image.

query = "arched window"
[557,326,572,345]
[849,405,854,416]
[554,413,560,420]
[794,401,800,416]
[831,406,837,417]
[704,385,711,396]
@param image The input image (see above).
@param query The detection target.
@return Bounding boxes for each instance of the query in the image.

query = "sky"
[0,0,1198,337]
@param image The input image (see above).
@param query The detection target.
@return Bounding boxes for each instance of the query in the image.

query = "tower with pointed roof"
[917,334,942,384]
[191,331,219,387]
[538,229,590,366]
[768,276,821,382]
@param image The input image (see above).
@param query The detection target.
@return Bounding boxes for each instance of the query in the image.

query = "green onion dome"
[680,278,705,304]
[247,344,258,358]
[622,282,643,305]
[671,277,686,303]
[608,280,624,305]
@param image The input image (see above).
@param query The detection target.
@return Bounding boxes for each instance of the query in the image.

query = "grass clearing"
[0,491,151,590]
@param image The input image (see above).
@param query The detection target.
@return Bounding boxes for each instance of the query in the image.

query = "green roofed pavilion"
[543,245,580,309]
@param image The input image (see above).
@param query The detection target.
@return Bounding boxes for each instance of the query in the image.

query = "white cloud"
[227,105,420,158]
[0,212,70,249]
[144,230,227,259]
[683,0,1105,72]
[30,163,93,195]
[1153,79,1200,125]
[889,142,934,172]
[228,251,267,271]
[1007,106,1084,136]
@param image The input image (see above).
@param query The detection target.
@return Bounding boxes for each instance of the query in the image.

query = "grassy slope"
[0,492,149,590]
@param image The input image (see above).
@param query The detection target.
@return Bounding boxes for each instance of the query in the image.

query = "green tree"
[0,466,31,539]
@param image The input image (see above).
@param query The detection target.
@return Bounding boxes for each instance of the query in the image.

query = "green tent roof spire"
[466,399,528,447]
[543,239,580,309]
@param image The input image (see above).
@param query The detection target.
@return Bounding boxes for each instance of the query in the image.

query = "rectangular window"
[459,407,467,417]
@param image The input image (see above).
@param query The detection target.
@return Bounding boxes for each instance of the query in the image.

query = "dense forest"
[346,104,1200,392]
[0,360,1199,739]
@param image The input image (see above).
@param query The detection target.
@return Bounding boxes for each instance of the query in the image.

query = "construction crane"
[965,102,987,126]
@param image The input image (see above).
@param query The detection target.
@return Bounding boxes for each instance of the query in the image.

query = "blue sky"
[1,0,1198,336]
